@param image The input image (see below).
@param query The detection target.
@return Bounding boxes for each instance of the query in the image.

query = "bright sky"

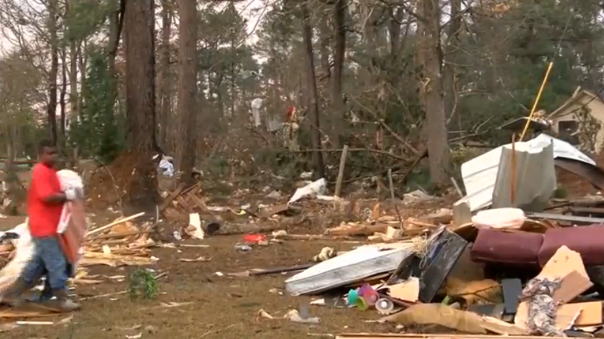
[0,0,271,56]
[233,0,270,45]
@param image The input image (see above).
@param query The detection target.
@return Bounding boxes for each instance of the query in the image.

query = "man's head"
[38,140,56,166]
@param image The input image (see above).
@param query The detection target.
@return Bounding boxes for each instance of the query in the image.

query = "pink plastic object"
[471,208,526,230]
[358,283,379,305]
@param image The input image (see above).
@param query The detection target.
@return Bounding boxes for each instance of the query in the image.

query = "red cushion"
[539,226,604,266]
[471,228,543,265]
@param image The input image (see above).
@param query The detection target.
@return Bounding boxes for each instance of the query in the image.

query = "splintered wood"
[160,182,209,222]
[81,212,157,268]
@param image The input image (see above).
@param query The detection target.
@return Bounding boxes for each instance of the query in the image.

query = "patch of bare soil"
[6,235,390,339]
[87,152,139,210]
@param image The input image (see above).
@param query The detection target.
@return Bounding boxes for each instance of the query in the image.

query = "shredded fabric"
[520,277,565,337]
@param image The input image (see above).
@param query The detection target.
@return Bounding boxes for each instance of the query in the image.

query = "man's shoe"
[51,289,80,312]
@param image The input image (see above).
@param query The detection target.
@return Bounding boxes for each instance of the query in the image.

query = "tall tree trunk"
[107,0,126,113]
[319,17,331,86]
[125,0,158,205]
[301,2,325,179]
[230,62,236,117]
[159,0,172,150]
[417,0,450,185]
[67,0,78,129]
[331,0,347,147]
[60,48,67,148]
[47,0,59,145]
[77,43,86,120]
[69,41,78,124]
[443,0,462,131]
[175,0,198,178]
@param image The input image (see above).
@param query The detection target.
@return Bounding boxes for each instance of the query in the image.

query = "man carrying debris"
[2,140,80,312]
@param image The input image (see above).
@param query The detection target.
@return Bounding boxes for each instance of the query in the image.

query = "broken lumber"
[86,212,145,237]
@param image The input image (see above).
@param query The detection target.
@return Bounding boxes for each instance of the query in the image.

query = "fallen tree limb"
[291,148,412,162]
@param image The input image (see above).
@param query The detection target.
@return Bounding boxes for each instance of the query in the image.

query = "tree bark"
[47,0,59,145]
[443,0,462,131]
[417,0,450,185]
[175,0,198,178]
[59,47,67,148]
[69,40,78,124]
[124,0,158,206]
[77,42,87,120]
[107,0,126,113]
[319,17,331,86]
[67,0,78,127]
[301,2,325,179]
[159,0,172,150]
[331,0,347,147]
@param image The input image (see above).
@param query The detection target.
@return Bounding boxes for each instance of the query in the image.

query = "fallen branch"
[378,120,421,156]
[398,148,428,184]
[86,212,145,237]
[291,148,412,162]
[274,233,354,241]
[87,230,151,241]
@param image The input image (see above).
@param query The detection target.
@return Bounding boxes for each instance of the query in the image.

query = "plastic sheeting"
[0,223,32,301]
[251,98,263,127]
[460,134,594,212]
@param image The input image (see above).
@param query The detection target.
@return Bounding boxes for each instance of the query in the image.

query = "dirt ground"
[0,215,395,339]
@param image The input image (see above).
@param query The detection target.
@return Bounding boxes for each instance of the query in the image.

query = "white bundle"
[56,170,84,234]
[57,169,84,195]
[0,222,33,300]
[0,170,84,300]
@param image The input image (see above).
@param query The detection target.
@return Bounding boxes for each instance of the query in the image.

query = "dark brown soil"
[87,152,139,210]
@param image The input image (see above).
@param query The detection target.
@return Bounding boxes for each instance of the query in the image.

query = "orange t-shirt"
[27,163,63,237]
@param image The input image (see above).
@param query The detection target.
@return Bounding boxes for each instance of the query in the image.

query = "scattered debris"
[179,256,211,263]
[289,178,327,203]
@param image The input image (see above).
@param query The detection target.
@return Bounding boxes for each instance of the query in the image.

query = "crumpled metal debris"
[520,277,564,337]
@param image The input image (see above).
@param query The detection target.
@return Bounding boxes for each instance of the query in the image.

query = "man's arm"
[33,166,66,205]
[43,192,67,204]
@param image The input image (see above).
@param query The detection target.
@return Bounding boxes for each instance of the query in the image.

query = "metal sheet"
[492,142,556,212]
[461,134,594,211]
[554,158,604,190]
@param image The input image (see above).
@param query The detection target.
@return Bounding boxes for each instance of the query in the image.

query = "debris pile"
[264,133,604,338]
[159,182,211,225]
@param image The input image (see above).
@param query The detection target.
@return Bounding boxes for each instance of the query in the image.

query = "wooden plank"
[187,194,210,213]
[176,196,193,213]
[86,212,145,237]
[159,182,186,211]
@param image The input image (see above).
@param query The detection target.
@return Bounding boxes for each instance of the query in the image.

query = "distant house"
[549,87,604,153]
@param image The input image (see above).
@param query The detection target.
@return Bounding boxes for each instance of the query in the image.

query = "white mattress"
[285,243,414,296]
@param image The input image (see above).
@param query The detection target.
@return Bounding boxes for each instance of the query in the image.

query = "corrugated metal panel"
[461,134,594,212]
